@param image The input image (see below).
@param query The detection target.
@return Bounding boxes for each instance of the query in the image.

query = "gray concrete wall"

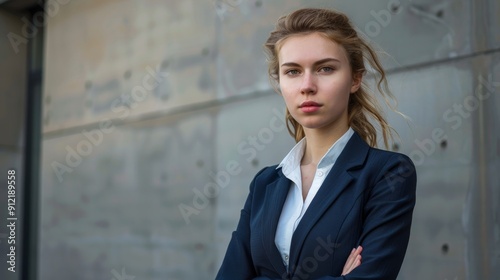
[35,0,499,279]
[0,7,28,280]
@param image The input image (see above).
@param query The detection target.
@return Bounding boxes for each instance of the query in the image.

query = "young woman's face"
[278,32,361,133]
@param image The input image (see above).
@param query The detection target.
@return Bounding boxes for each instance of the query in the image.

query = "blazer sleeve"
[216,168,268,280]
[315,153,417,280]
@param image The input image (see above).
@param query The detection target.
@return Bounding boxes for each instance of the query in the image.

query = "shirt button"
[318,171,324,177]
[285,254,289,261]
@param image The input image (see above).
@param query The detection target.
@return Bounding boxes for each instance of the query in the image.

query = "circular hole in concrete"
[390,3,400,14]
[440,140,447,149]
[123,70,132,80]
[441,243,449,254]
[392,143,400,151]
[436,9,444,18]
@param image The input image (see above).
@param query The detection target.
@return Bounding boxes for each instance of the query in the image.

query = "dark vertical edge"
[21,2,45,280]
[468,0,492,279]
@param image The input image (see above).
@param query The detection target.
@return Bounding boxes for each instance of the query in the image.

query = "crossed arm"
[217,155,416,280]
[342,246,363,276]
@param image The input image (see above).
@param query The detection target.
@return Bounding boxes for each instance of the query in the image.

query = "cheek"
[281,93,294,109]
[279,89,298,113]
[329,80,353,99]
[325,88,351,110]
[279,83,294,101]
[335,91,351,105]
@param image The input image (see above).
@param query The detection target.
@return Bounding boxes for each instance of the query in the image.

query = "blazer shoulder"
[366,146,415,169]
[364,147,417,187]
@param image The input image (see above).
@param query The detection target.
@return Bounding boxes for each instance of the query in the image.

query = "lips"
[299,101,322,113]
[299,101,321,108]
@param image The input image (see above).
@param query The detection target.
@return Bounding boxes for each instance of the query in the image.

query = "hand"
[341,246,363,276]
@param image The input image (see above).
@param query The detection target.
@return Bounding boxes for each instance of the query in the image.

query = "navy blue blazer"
[216,132,417,280]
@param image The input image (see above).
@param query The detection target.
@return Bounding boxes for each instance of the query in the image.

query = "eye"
[319,66,335,73]
[284,69,300,76]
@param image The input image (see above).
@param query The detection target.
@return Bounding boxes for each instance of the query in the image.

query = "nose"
[300,72,317,95]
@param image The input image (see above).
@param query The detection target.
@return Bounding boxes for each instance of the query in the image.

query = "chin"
[297,120,328,130]
[298,117,345,131]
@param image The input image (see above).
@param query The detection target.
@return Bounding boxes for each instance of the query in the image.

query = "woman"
[216,8,416,280]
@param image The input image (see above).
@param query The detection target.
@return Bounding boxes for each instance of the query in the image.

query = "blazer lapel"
[261,169,290,276]
[289,133,369,268]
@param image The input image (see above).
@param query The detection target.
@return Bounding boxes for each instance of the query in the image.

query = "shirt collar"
[277,127,355,176]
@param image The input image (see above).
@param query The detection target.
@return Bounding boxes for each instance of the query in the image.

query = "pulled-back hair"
[264,8,398,148]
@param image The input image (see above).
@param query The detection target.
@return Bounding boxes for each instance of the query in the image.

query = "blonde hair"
[264,8,398,148]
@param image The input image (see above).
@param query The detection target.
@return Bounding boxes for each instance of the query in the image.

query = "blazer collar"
[288,132,369,269]
[268,132,369,273]
[261,168,290,276]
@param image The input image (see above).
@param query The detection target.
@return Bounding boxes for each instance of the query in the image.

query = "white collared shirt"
[274,127,354,267]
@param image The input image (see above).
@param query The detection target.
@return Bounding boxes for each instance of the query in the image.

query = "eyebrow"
[280,58,341,68]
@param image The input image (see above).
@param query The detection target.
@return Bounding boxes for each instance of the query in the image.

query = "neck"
[301,122,349,166]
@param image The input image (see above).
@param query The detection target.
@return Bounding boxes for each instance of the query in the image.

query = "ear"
[350,72,363,93]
